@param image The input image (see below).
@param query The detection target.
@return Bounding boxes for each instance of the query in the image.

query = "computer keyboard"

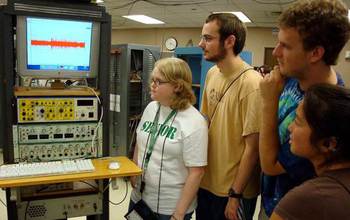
[0,159,95,179]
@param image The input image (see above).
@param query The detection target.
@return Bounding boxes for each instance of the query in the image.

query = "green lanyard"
[143,106,177,171]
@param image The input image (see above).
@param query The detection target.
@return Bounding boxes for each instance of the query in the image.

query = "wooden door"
[264,47,278,69]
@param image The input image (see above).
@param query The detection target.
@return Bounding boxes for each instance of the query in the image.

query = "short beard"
[205,43,227,62]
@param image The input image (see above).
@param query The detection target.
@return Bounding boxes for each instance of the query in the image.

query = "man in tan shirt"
[197,13,261,220]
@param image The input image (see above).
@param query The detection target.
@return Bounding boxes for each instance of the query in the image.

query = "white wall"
[111,27,349,85]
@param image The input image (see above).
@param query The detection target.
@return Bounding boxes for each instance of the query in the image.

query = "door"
[264,47,278,69]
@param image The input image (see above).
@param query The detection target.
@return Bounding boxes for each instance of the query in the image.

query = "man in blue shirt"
[259,0,350,218]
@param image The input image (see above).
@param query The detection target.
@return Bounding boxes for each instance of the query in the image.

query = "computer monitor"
[16,16,100,79]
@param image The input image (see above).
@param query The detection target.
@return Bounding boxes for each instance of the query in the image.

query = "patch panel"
[13,123,101,144]
[17,97,98,123]
[13,140,102,162]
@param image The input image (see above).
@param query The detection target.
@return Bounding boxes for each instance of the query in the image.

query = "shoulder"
[177,105,208,135]
[208,65,219,73]
[280,78,303,102]
[142,101,158,116]
[180,105,207,125]
[321,168,350,188]
[241,64,262,84]
[145,101,158,110]
[206,65,220,79]
[285,178,323,199]
[275,175,350,219]
[274,179,324,218]
[283,78,299,90]
[242,68,262,85]
[239,66,262,97]
[277,181,314,208]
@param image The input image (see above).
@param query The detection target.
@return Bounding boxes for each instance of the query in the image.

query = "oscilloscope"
[16,16,100,79]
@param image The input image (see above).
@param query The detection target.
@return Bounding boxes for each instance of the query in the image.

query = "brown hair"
[279,0,350,65]
[206,13,247,55]
[304,84,350,165]
[154,57,196,110]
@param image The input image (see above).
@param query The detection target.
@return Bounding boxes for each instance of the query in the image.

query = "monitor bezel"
[16,15,100,79]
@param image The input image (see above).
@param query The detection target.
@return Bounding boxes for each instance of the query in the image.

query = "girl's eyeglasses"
[151,78,170,86]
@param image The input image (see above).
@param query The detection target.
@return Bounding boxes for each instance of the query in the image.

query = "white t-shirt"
[131,101,208,215]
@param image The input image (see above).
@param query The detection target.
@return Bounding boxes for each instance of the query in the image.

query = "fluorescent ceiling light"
[122,15,164,24]
[348,9,350,20]
[212,11,251,23]
[96,0,104,3]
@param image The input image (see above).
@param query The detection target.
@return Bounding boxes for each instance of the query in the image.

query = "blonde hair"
[153,57,196,110]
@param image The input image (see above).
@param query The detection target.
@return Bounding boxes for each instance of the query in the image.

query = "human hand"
[130,176,137,188]
[260,65,286,104]
[224,198,240,220]
[171,211,184,220]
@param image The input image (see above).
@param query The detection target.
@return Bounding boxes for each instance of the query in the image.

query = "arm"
[259,101,285,175]
[172,166,205,220]
[225,133,260,220]
[259,66,286,175]
[132,143,138,165]
[172,116,208,220]
[200,67,212,121]
[200,77,209,119]
[130,143,139,188]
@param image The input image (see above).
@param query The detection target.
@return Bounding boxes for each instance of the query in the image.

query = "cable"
[36,185,50,193]
[94,106,103,157]
[109,178,129,206]
[79,178,129,206]
[79,180,100,191]
[110,0,216,28]
[156,111,177,212]
[102,179,113,193]
[0,198,6,207]
[24,200,30,220]
[252,0,295,5]
[79,179,113,194]
[72,85,104,158]
[127,115,141,157]
[66,84,104,159]
[111,0,140,10]
[55,83,103,160]
[111,0,214,9]
[113,1,137,28]
[144,0,215,6]
[84,86,101,105]
[144,48,158,62]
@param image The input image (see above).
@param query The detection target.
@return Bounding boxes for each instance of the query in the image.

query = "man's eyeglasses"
[200,35,218,43]
[151,78,170,86]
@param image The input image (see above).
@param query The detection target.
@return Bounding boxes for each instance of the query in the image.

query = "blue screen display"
[26,17,92,71]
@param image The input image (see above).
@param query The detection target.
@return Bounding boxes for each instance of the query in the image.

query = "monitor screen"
[17,16,100,79]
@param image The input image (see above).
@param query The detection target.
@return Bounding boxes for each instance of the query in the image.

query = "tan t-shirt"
[200,63,262,198]
[275,168,350,220]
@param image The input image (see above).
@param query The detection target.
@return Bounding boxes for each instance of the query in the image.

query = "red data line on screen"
[31,39,85,48]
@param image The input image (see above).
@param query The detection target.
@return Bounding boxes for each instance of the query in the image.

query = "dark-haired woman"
[271,84,350,220]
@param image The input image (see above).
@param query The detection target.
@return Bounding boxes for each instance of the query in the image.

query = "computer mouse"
[108,162,120,170]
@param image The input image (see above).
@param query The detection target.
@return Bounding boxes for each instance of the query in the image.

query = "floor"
[0,149,261,220]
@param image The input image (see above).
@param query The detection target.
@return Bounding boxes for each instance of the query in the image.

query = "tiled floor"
[0,150,260,220]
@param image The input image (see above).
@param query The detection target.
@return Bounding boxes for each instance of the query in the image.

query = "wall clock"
[165,37,178,51]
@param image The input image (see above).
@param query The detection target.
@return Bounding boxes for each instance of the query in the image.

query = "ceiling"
[102,0,350,29]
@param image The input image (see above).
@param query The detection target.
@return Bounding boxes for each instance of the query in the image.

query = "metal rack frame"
[0,0,111,219]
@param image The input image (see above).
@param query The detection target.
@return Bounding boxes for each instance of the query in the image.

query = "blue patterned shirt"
[262,75,344,216]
